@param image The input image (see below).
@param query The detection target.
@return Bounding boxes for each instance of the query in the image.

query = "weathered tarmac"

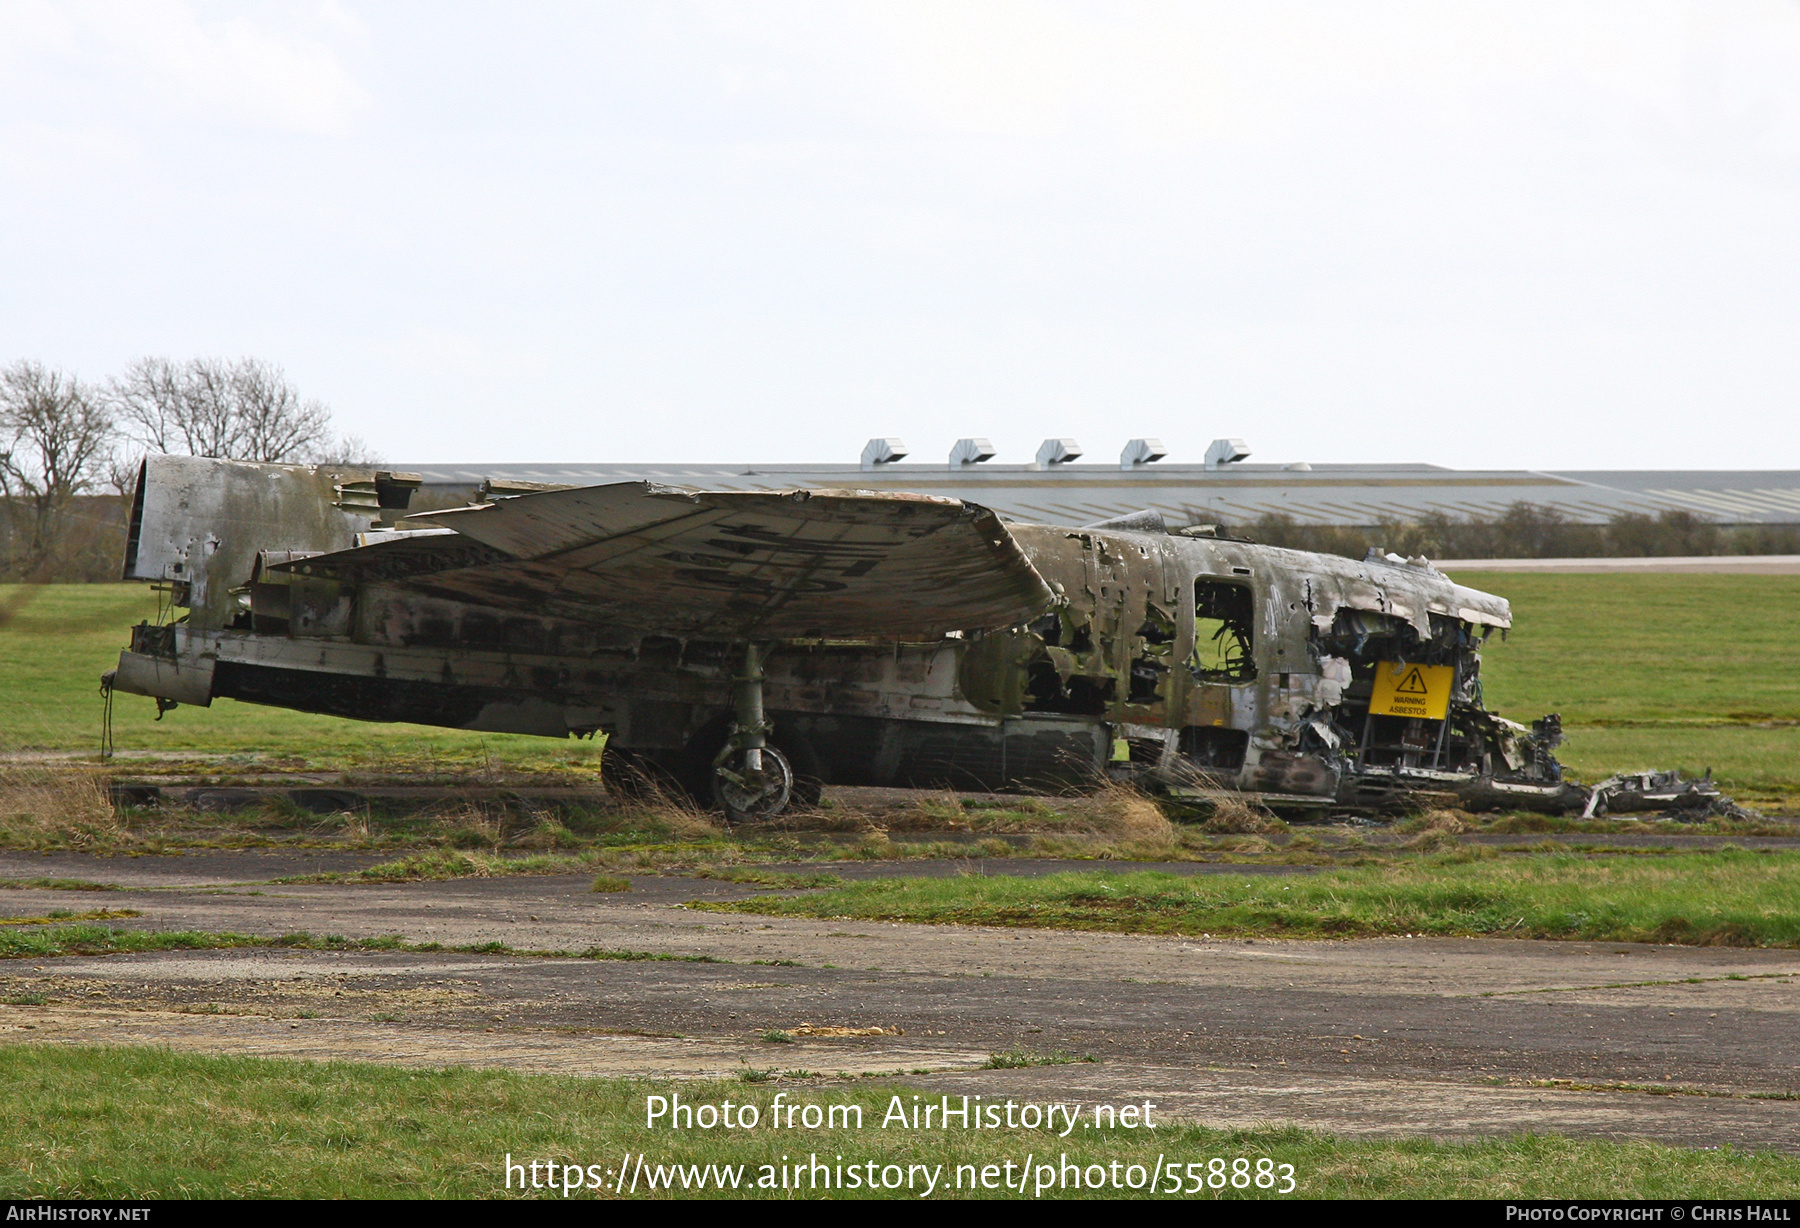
[2,849,1796,1152]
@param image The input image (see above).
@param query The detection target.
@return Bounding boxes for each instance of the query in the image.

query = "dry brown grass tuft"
[0,767,127,849]
[653,802,726,840]
[626,785,724,841]
[1406,828,1464,853]
[511,817,578,850]
[909,790,970,829]
[1211,833,1276,853]
[886,792,1055,835]
[599,756,727,838]
[432,804,505,851]
[920,789,966,816]
[1198,793,1287,835]
[848,829,896,859]
[1415,808,1475,834]
[1087,784,1178,848]
[1394,808,1476,848]
[815,806,890,834]
[323,810,372,842]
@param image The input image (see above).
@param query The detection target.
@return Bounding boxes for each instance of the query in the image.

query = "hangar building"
[402,437,1800,531]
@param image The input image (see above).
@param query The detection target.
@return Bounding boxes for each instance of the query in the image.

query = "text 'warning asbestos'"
[1368,661,1453,721]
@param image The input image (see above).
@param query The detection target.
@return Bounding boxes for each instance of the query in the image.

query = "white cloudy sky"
[4,1,1800,470]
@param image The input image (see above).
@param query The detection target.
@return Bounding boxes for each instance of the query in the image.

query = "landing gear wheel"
[713,746,794,825]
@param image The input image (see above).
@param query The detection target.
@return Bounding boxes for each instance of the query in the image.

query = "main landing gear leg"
[713,642,792,824]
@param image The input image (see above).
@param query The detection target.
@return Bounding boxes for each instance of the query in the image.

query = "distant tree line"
[0,358,377,583]
[1239,504,1800,561]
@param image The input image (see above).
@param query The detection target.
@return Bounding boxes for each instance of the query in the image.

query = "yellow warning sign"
[1369,661,1452,720]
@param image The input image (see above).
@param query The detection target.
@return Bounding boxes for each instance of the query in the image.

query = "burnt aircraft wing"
[273,481,1055,641]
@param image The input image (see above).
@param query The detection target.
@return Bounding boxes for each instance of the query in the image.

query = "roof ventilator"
[1204,438,1251,470]
[1120,438,1167,470]
[949,438,997,469]
[860,438,908,472]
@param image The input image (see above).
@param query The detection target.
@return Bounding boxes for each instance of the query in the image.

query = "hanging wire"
[99,674,115,761]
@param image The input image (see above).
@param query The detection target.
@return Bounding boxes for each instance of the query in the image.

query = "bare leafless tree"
[312,434,384,465]
[110,357,221,457]
[110,357,341,463]
[0,362,117,577]
[229,358,334,462]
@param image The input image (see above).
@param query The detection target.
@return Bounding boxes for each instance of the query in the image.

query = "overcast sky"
[4,1,1799,471]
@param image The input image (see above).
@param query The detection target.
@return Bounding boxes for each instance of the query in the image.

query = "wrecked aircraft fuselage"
[108,455,1595,819]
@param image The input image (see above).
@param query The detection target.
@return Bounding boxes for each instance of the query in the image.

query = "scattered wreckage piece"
[1580,769,1757,822]
[104,455,1751,823]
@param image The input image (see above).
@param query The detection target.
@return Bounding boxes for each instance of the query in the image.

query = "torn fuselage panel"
[996,528,1560,806]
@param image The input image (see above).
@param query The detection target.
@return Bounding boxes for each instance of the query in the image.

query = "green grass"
[270,835,1312,883]
[1464,573,1800,724]
[579,949,722,963]
[272,848,746,884]
[0,908,139,926]
[0,1046,1793,1198]
[692,868,850,890]
[983,1050,1089,1069]
[0,878,119,892]
[0,925,502,962]
[0,924,722,965]
[703,851,1800,947]
[0,923,275,960]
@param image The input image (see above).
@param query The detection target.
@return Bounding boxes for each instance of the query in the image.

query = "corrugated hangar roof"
[399,460,1800,528]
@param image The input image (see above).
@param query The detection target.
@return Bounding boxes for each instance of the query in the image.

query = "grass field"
[0,1045,1792,1199]
[1462,573,1800,724]
[705,850,1800,947]
[2,577,1797,796]
[10,841,1796,949]
[1460,572,1800,802]
[0,921,733,964]
[1547,725,1800,797]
